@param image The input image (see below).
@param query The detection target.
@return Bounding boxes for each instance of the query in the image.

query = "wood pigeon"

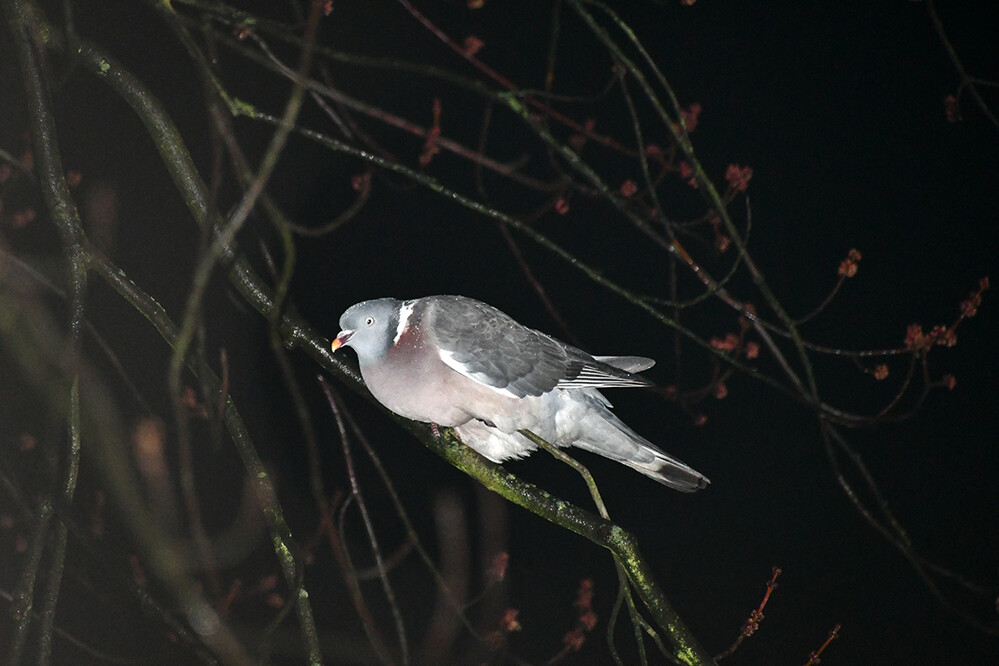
[331,295,709,492]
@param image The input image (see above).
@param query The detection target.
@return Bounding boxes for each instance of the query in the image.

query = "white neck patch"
[394,300,416,345]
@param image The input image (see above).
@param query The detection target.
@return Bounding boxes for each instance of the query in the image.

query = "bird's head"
[331,298,402,363]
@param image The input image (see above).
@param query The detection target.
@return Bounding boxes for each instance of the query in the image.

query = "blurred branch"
[42,25,323,665]
[4,5,322,662]
[0,248,246,661]
[3,0,88,662]
[161,0,323,406]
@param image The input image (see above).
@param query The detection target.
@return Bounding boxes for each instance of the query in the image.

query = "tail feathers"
[572,411,709,492]
[615,451,710,492]
[592,355,655,373]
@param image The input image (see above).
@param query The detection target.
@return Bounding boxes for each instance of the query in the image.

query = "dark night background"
[1,0,998,664]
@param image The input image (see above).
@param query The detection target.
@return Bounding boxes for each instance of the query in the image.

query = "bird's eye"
[364,316,374,326]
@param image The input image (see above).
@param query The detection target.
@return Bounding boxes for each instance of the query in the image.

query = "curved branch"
[4,0,88,661]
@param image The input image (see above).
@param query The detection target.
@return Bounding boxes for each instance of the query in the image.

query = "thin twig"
[322,382,409,665]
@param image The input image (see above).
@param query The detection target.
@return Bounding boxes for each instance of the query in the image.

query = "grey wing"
[425,296,653,397]
[426,296,570,397]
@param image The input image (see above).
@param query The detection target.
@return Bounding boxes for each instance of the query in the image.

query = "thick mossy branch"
[408,424,711,665]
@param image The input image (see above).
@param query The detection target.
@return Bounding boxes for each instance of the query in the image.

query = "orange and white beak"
[331,330,353,352]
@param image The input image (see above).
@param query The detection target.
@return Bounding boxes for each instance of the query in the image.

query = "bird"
[331,295,709,492]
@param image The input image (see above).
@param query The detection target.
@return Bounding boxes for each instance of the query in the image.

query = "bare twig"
[322,381,409,665]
